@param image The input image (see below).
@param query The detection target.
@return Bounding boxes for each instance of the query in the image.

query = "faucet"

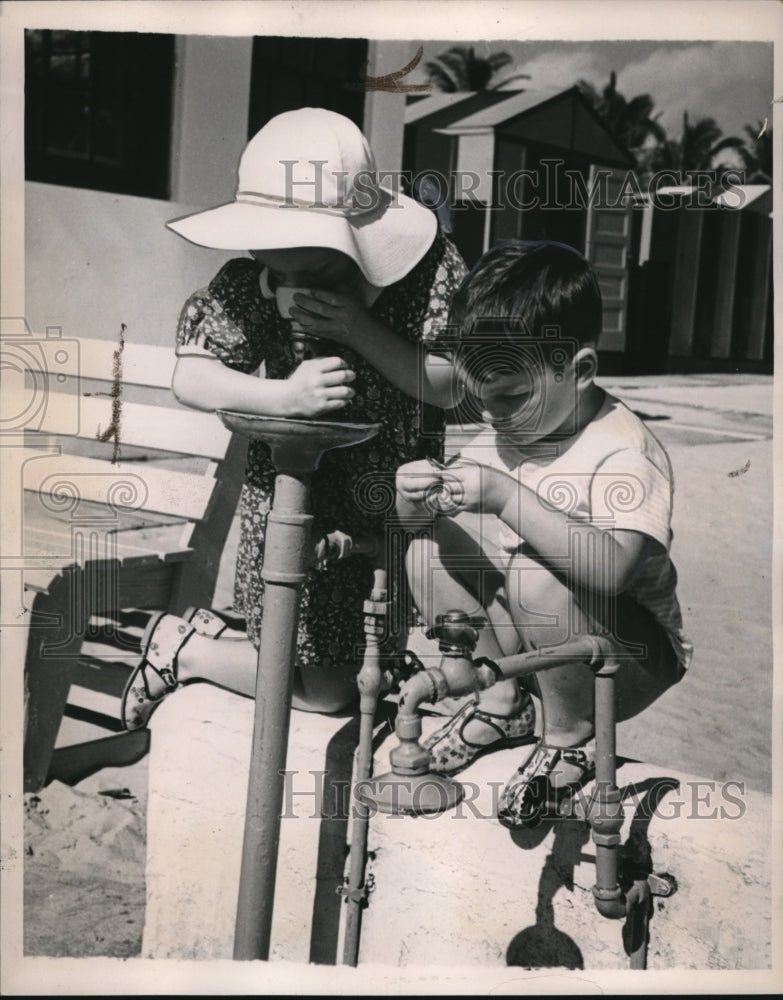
[358,609,676,967]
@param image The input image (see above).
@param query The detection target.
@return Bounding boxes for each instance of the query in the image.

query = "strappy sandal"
[497,738,596,829]
[183,606,246,639]
[120,613,196,731]
[423,693,537,776]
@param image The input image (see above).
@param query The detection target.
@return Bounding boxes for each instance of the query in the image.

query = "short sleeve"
[420,237,468,344]
[591,448,672,550]
[175,258,273,374]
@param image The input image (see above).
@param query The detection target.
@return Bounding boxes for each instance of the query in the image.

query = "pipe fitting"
[389,736,431,776]
[389,613,485,778]
[389,708,431,774]
[437,655,481,698]
[587,785,625,837]
[397,669,440,719]
[592,883,627,920]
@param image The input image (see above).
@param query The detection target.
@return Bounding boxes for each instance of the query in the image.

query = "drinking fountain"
[216,410,381,961]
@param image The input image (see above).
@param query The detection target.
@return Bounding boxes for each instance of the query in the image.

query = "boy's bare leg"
[505,545,679,785]
[405,516,527,740]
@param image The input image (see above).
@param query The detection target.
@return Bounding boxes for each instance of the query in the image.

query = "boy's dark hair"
[449,240,603,378]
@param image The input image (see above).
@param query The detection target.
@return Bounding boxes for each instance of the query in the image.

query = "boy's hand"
[437,461,516,516]
[290,289,371,348]
[396,460,443,508]
[284,357,356,416]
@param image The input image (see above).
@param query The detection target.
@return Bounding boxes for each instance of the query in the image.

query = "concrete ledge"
[142,684,772,970]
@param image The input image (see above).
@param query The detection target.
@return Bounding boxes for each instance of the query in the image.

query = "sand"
[23,768,149,958]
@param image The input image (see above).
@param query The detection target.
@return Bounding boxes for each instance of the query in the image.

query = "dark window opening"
[248,36,367,136]
[25,29,174,199]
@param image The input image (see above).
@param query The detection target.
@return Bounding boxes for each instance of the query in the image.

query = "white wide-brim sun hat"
[167,107,437,288]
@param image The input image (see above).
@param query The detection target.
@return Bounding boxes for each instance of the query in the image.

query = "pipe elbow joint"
[397,669,441,720]
[592,885,627,920]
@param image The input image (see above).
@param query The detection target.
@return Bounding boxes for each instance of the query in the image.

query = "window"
[248,36,367,137]
[25,29,175,199]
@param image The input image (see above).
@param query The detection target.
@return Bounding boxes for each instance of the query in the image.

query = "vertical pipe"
[626,882,651,969]
[343,568,387,966]
[342,708,377,965]
[590,662,626,920]
[233,471,313,961]
[593,663,617,787]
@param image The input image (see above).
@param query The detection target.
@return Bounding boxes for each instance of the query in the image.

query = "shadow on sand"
[505,769,680,969]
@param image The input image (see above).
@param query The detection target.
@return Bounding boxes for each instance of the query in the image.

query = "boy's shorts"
[446,510,685,687]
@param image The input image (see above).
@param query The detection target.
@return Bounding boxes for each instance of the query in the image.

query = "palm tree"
[425,45,530,92]
[648,111,746,178]
[578,71,666,154]
[736,120,773,183]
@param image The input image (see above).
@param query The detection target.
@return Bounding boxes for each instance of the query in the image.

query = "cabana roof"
[407,86,635,169]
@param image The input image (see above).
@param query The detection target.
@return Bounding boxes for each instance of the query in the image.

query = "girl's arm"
[171,354,356,418]
[290,291,461,410]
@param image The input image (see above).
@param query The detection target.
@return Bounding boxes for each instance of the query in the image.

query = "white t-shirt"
[458,391,693,671]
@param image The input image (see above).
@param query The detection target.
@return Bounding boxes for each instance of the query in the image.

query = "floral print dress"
[175,232,467,684]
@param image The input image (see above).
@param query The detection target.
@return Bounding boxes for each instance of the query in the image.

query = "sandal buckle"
[159,667,178,691]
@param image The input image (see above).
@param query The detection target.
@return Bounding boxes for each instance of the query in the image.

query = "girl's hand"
[285,357,356,417]
[290,289,372,348]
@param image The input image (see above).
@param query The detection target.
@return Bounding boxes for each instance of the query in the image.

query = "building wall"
[362,40,409,177]
[25,181,235,348]
[24,36,406,349]
[170,35,254,205]
[25,35,252,348]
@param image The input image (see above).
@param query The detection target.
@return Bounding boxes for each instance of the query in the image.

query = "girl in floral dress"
[121,108,467,726]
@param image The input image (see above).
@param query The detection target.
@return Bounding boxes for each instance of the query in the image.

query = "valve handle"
[426,609,487,652]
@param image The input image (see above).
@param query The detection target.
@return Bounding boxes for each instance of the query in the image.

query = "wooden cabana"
[404,87,637,362]
[625,185,773,374]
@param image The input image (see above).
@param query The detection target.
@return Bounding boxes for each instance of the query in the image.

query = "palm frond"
[491,72,531,90]
[424,61,459,92]
[486,52,512,71]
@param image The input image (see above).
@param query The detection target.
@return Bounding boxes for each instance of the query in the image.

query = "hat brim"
[166,189,437,287]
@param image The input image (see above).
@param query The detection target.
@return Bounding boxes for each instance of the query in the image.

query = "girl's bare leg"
[175,634,357,713]
[176,635,257,697]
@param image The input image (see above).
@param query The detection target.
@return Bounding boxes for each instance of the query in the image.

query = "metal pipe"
[588,661,626,920]
[389,613,487,778]
[499,647,627,921]
[234,471,313,960]
[625,880,652,969]
[358,611,670,964]
[493,636,607,681]
[358,612,488,814]
[342,565,388,967]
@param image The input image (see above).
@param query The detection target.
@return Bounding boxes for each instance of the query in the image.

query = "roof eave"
[434,126,495,137]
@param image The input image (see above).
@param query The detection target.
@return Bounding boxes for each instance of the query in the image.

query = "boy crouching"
[395,240,692,828]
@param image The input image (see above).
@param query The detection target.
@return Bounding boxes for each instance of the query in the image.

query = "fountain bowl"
[217,411,382,473]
